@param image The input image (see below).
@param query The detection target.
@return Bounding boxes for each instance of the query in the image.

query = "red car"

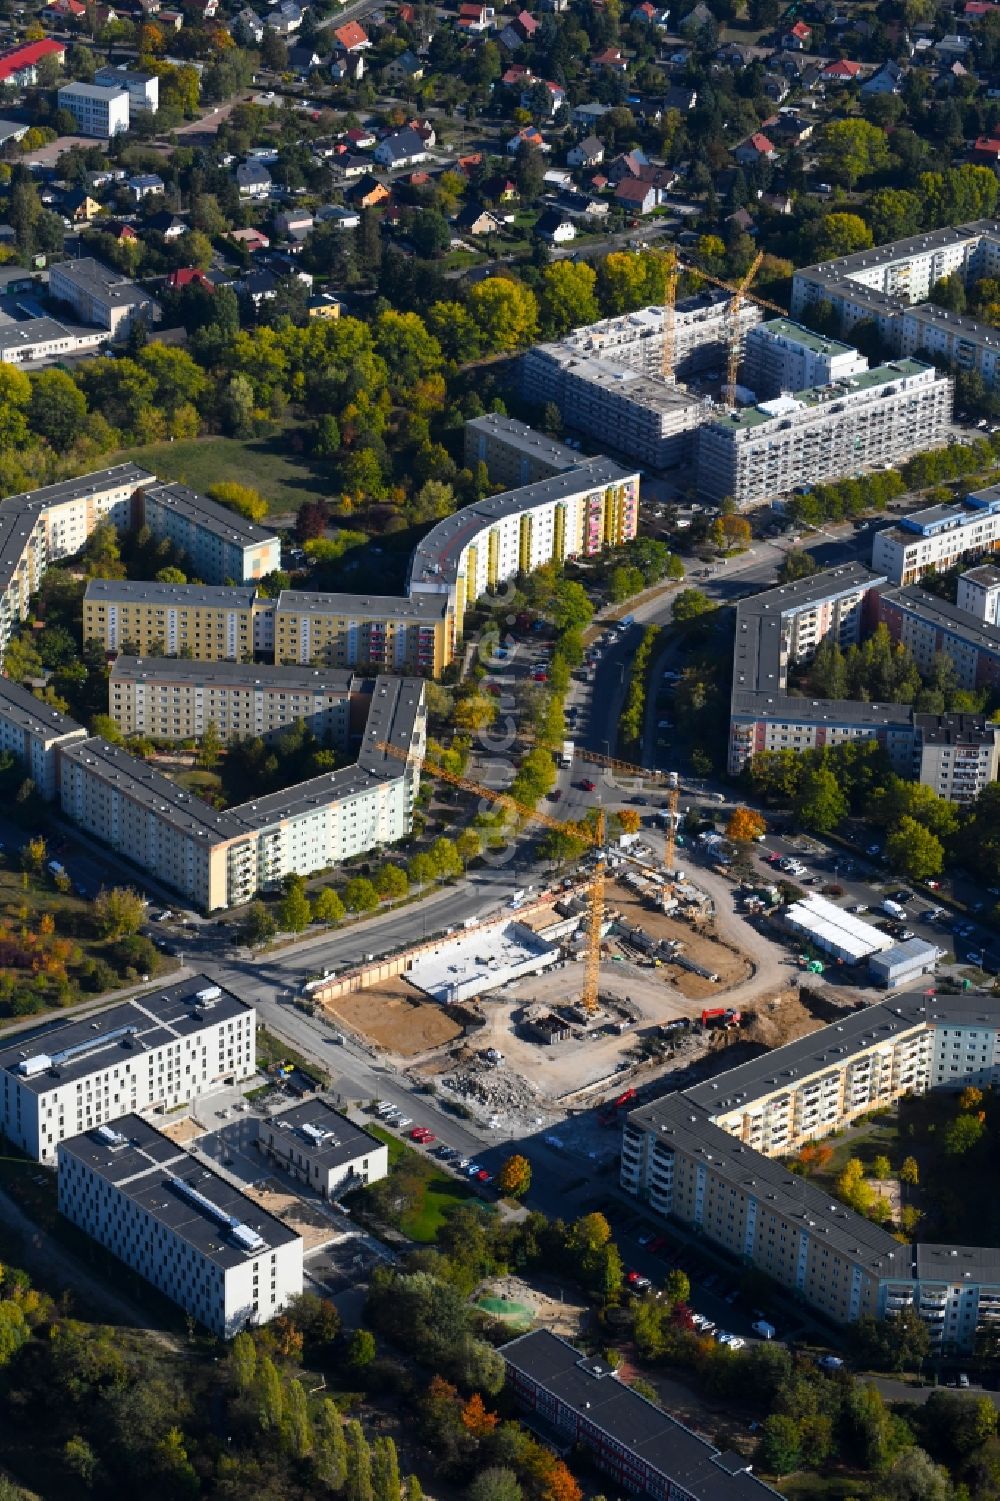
[419,1130,436,1144]
[579,779,596,792]
[476,1169,492,1182]
[410,1127,430,1142]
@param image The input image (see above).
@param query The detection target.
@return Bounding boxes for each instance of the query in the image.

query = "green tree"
[758,1414,802,1476]
[872,1154,892,1181]
[538,260,600,338]
[778,549,817,584]
[456,828,482,867]
[28,368,87,448]
[885,816,944,882]
[345,1421,375,1501]
[943,1113,985,1154]
[245,901,276,947]
[197,720,223,770]
[814,212,873,259]
[795,765,848,833]
[467,276,539,352]
[314,887,346,925]
[883,1447,950,1501]
[255,1354,285,1432]
[229,1330,257,1392]
[374,864,409,901]
[314,1400,348,1491]
[820,118,890,187]
[469,1470,523,1501]
[283,1377,313,1459]
[372,1436,401,1501]
[64,1435,99,1487]
[671,588,716,623]
[278,883,313,933]
[94,885,146,939]
[900,1156,919,1186]
[665,1268,690,1305]
[348,1328,377,1368]
[343,877,379,913]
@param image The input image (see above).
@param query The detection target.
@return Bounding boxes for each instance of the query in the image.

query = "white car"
[396,1116,412,1129]
[726,1337,746,1350]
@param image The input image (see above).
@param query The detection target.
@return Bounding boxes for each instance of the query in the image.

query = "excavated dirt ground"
[608,879,752,999]
[320,977,464,1056]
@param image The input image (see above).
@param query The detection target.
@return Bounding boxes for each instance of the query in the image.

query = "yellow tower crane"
[661,247,679,385]
[725,249,764,409]
[376,741,610,1013]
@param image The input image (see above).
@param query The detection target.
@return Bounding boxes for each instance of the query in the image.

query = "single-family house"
[820,58,863,81]
[127,172,165,201]
[268,0,302,32]
[275,208,314,237]
[935,32,973,58]
[783,20,812,47]
[308,292,345,318]
[457,152,483,177]
[345,126,376,148]
[567,134,605,168]
[502,62,532,85]
[591,46,628,71]
[330,49,365,81]
[572,99,610,127]
[733,132,777,164]
[348,174,391,208]
[457,2,494,29]
[521,79,565,116]
[42,0,86,21]
[454,202,503,235]
[166,266,213,291]
[480,173,518,203]
[372,126,431,169]
[607,148,648,184]
[972,134,1000,162]
[534,208,576,243]
[235,7,264,40]
[382,48,424,83]
[762,190,794,214]
[61,189,102,223]
[239,267,279,308]
[236,161,272,199]
[662,83,697,111]
[315,203,360,228]
[861,58,903,93]
[333,19,369,49]
[144,210,186,239]
[499,7,538,46]
[289,43,324,73]
[332,152,372,180]
[555,187,607,217]
[614,177,656,214]
[506,125,548,155]
[229,227,270,252]
[762,71,791,101]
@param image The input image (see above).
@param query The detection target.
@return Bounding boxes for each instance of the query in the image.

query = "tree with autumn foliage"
[617,809,642,834]
[726,806,767,843]
[498,1154,532,1197]
[461,1392,498,1436]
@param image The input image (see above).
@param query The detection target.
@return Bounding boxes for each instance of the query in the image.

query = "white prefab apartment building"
[142,481,281,584]
[58,1115,303,1336]
[958,564,1000,624]
[57,81,130,137]
[0,675,86,796]
[0,975,255,1162]
[257,1098,388,1197]
[743,318,868,400]
[48,257,160,336]
[696,359,953,507]
[872,487,1000,585]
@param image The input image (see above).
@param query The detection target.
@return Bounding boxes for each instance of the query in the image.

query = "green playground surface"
[477,1296,535,1326]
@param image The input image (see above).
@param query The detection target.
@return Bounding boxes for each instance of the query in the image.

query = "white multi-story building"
[257,1098,388,1197]
[48,258,160,336]
[94,64,159,113]
[958,563,1000,624]
[463,414,581,488]
[743,317,868,400]
[621,990,1000,1351]
[877,585,1000,692]
[0,675,86,796]
[548,292,762,379]
[142,482,280,585]
[58,1114,303,1336]
[0,975,255,1162]
[911,712,1000,804]
[57,81,130,137]
[521,343,708,469]
[872,487,1000,586]
[697,360,953,508]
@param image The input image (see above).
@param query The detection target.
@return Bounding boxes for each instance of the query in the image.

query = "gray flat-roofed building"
[141,481,280,585]
[0,674,86,796]
[257,1098,388,1196]
[911,711,1000,802]
[869,938,941,988]
[958,564,1000,624]
[58,1114,303,1336]
[463,414,581,487]
[502,1328,787,1501]
[0,973,255,1161]
[0,315,106,365]
[743,317,868,399]
[49,257,159,335]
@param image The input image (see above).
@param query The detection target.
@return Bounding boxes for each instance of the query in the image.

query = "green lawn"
[776,1471,872,1501]
[366,1123,480,1241]
[118,430,337,514]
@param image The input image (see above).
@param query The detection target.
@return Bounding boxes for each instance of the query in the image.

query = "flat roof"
[464,413,581,471]
[84,578,259,610]
[275,589,448,622]
[961,564,1000,588]
[869,938,941,971]
[263,1098,383,1171]
[61,736,249,841]
[143,481,277,550]
[407,457,636,593]
[59,1114,299,1269]
[794,220,1000,285]
[110,656,357,695]
[58,80,128,98]
[718,360,937,433]
[0,463,153,591]
[0,675,84,744]
[501,1330,786,1501]
[0,974,252,1093]
[883,585,1000,657]
[752,316,858,357]
[914,711,998,746]
[50,257,155,311]
[528,342,708,415]
[784,893,894,961]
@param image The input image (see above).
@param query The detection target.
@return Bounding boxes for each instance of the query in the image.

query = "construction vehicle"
[701,1007,742,1028]
[376,739,608,1014]
[597,1085,638,1125]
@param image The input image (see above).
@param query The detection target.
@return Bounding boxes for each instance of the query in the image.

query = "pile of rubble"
[441,1058,540,1114]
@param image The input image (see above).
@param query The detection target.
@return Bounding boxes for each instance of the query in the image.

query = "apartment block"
[407,459,638,648]
[109,656,359,742]
[273,591,450,675]
[743,317,868,400]
[48,257,160,336]
[0,676,86,796]
[463,414,581,488]
[93,64,159,112]
[57,81,129,137]
[697,360,953,508]
[957,564,1000,624]
[502,1328,785,1501]
[141,482,280,584]
[56,677,425,910]
[522,342,707,468]
[58,1114,303,1336]
[791,220,1000,390]
[912,713,1000,803]
[83,579,268,661]
[877,585,1000,692]
[0,464,153,655]
[256,1099,388,1198]
[872,488,1000,585]
[551,291,762,380]
[621,990,1000,1350]
[0,974,255,1162]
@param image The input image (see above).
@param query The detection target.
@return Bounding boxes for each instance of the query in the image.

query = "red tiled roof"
[747,132,774,152]
[167,267,213,289]
[615,176,652,200]
[0,38,64,81]
[334,19,367,48]
[788,20,811,36]
[823,58,862,76]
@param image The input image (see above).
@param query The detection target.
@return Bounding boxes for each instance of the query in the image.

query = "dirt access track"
[608,879,751,999]
[320,977,464,1056]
